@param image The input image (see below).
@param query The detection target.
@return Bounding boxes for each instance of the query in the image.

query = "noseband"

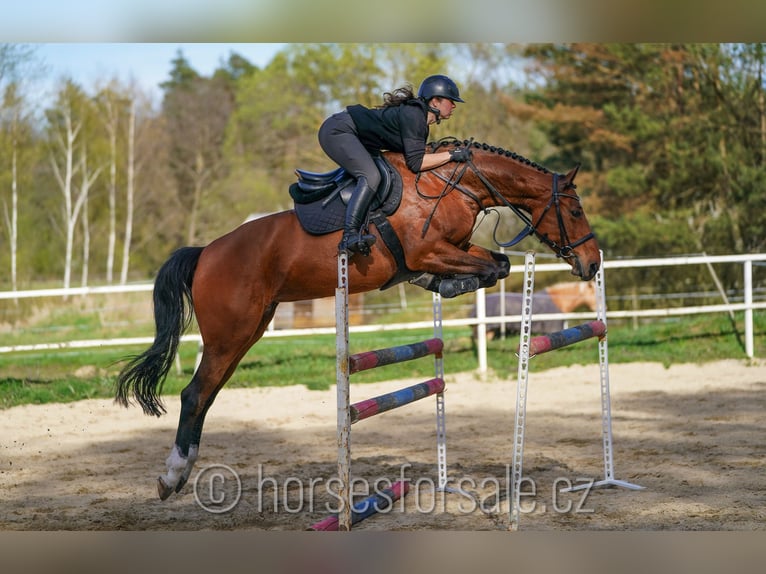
[424,158,595,260]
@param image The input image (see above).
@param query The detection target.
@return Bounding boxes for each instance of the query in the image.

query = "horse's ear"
[566,163,581,183]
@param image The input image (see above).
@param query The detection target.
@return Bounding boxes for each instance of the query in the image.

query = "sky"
[4,0,762,47]
[33,43,286,102]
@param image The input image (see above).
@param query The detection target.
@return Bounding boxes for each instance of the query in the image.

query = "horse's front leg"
[410,245,511,299]
[409,243,511,298]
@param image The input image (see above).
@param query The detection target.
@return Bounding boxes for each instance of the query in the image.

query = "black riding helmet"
[418,74,464,124]
[417,74,465,103]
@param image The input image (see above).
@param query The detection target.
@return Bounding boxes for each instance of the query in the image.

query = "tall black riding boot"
[339,177,377,256]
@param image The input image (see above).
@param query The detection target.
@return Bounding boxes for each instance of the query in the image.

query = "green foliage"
[1,42,766,288]
[593,212,699,258]
[517,43,766,256]
[604,164,648,200]
[1,312,763,409]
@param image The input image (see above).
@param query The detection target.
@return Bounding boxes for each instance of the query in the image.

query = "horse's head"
[447,140,601,280]
[531,164,600,280]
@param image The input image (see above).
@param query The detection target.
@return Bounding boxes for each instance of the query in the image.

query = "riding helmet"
[418,74,465,103]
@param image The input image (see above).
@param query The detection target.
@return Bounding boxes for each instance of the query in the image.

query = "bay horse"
[115,138,600,501]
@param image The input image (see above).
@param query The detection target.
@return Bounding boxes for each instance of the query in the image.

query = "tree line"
[1,43,764,293]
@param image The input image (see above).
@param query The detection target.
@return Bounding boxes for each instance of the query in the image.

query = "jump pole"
[350,338,443,373]
[309,480,410,531]
[522,320,606,356]
[350,377,445,423]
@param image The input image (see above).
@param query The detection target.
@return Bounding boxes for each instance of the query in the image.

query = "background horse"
[471,280,598,339]
[115,139,601,500]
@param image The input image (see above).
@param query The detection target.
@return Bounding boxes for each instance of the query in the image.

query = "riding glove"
[449,147,472,162]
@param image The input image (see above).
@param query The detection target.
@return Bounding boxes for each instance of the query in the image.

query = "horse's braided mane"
[428,137,551,174]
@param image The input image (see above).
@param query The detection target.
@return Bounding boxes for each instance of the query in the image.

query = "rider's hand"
[449,147,472,163]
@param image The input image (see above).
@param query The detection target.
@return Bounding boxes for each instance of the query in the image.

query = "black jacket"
[346,99,430,173]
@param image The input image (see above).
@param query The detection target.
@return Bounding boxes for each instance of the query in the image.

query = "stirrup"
[339,231,376,256]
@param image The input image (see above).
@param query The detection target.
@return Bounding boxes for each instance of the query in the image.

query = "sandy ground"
[1,359,765,531]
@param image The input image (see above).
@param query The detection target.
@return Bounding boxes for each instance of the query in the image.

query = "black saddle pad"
[291,157,403,235]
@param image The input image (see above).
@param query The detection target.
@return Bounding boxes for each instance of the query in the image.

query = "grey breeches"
[318,111,382,190]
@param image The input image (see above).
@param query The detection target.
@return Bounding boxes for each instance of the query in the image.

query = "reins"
[416,161,474,239]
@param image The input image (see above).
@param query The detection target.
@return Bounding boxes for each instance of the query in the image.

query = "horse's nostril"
[589,262,599,278]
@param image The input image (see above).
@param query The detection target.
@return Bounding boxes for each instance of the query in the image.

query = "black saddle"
[287,155,486,296]
[289,156,403,236]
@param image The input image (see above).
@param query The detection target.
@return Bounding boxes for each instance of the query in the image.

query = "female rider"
[318,74,470,256]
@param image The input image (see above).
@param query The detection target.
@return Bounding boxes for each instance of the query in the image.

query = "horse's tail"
[115,246,203,417]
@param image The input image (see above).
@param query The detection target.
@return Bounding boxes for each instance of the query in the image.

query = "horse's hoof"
[175,476,188,493]
[157,477,174,501]
[491,251,511,277]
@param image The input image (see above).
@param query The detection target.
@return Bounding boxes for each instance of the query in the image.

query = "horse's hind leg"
[157,365,224,499]
[157,302,278,500]
[158,360,218,499]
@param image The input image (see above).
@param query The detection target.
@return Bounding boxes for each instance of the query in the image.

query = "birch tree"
[77,141,102,287]
[46,80,97,290]
[1,44,36,293]
[95,81,124,284]
[0,84,30,294]
[120,98,136,284]
[162,52,233,244]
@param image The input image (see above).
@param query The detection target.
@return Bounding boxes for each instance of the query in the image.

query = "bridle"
[419,154,596,260]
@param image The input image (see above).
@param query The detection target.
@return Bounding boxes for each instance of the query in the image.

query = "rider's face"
[430,97,457,122]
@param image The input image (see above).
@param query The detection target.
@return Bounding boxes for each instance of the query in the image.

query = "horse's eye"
[571,208,582,218]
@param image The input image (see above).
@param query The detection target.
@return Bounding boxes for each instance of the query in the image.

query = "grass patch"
[0,312,763,410]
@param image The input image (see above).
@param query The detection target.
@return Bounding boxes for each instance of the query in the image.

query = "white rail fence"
[1,253,764,369]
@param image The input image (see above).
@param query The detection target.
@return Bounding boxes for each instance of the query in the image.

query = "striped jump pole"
[308,481,410,531]
[350,378,445,423]
[520,320,606,356]
[510,251,642,531]
[349,338,443,374]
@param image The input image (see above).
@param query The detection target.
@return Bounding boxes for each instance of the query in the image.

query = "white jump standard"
[315,250,448,531]
[510,250,643,531]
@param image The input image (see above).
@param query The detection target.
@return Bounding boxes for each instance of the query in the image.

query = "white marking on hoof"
[177,445,199,490]
[160,444,187,491]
